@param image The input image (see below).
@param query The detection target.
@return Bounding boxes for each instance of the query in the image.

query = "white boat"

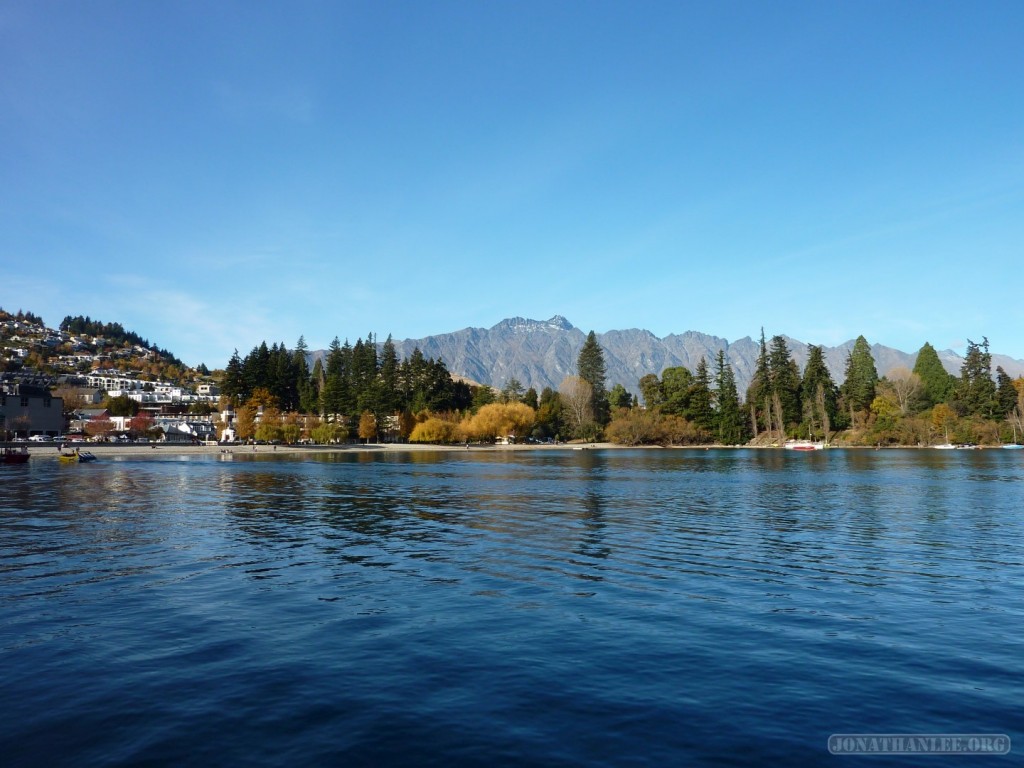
[1000,444,1023,450]
[784,440,825,451]
[931,444,957,450]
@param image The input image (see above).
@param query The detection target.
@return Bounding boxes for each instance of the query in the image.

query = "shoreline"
[5,441,1013,459]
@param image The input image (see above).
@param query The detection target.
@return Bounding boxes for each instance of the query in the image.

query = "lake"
[1,448,1020,766]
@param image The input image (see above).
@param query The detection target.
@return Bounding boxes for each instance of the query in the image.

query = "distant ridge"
[316,316,1024,396]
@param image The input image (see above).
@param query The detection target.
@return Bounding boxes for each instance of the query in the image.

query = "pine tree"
[842,336,878,421]
[955,338,997,418]
[714,350,746,444]
[996,366,1018,416]
[800,344,838,437]
[577,331,609,426]
[222,349,245,402]
[687,357,715,433]
[379,335,401,417]
[768,335,802,430]
[746,329,771,436]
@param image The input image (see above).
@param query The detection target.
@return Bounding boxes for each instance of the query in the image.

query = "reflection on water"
[1,449,1022,767]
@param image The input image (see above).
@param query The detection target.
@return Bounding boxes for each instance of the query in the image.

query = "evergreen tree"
[222,349,245,402]
[714,350,746,444]
[687,357,715,432]
[955,338,997,418]
[746,329,772,435]
[379,335,401,415]
[768,335,802,429]
[501,378,525,403]
[522,387,539,410]
[912,342,955,409]
[608,383,632,411]
[577,331,609,426]
[842,336,878,420]
[293,336,315,414]
[661,366,694,416]
[800,344,838,437]
[995,366,1018,416]
[472,385,497,410]
[535,387,564,439]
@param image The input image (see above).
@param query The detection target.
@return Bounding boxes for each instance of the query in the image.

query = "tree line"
[609,332,1023,447]
[216,329,1024,446]
[219,334,472,441]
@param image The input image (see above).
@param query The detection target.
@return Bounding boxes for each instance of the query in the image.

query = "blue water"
[1,449,1021,766]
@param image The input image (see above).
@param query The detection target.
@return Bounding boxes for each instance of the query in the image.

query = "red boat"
[2,447,30,465]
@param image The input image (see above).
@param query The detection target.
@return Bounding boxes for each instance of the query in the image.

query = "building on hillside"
[0,380,64,438]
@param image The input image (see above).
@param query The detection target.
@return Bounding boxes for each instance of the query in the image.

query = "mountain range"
[320,316,1024,397]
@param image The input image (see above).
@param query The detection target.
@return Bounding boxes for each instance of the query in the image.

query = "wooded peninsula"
[220,331,1024,448]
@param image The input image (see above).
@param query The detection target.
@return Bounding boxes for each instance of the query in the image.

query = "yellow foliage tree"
[281,412,302,444]
[254,406,283,442]
[358,411,378,442]
[931,403,957,444]
[235,403,258,440]
[462,402,536,442]
[410,417,464,443]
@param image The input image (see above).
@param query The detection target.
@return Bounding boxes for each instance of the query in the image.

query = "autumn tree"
[128,412,155,438]
[282,412,303,444]
[606,409,665,446]
[462,402,535,442]
[409,415,463,443]
[358,411,378,443]
[560,375,594,438]
[883,367,921,415]
[254,406,283,443]
[235,403,258,440]
[931,403,957,444]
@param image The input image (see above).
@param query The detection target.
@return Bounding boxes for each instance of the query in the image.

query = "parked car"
[28,435,52,442]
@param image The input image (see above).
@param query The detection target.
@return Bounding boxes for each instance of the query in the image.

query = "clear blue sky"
[3,1,1023,368]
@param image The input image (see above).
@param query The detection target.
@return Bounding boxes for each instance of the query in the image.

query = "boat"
[2,447,30,465]
[784,440,825,451]
[931,444,957,450]
[58,450,98,464]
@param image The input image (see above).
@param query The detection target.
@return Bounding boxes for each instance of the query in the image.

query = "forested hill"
[318,316,1024,395]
